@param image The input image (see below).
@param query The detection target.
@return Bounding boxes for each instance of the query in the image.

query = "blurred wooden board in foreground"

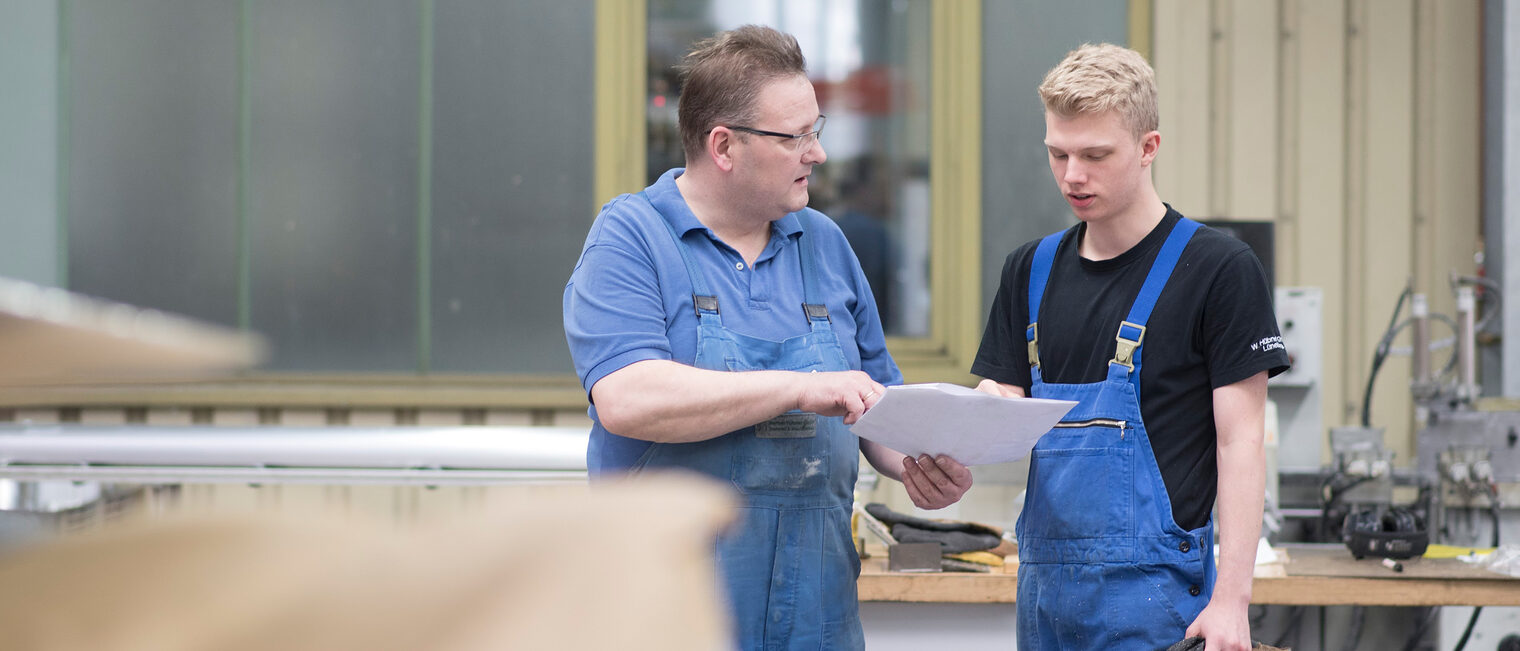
[0,473,737,651]
[0,277,265,386]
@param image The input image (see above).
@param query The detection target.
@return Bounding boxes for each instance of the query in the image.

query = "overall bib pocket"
[1024,446,1134,539]
[730,452,832,495]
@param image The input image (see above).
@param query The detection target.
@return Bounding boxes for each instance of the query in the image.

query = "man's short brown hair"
[1038,43,1158,139]
[677,25,807,161]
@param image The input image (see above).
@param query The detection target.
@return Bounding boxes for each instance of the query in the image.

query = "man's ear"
[708,128,738,173]
[1139,130,1161,168]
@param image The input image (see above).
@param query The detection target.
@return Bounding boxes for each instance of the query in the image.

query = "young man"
[563,25,972,651]
[973,44,1290,651]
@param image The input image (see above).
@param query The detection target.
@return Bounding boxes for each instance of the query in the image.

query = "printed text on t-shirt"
[1251,335,1285,353]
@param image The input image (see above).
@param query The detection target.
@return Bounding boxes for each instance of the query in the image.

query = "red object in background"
[812,65,906,116]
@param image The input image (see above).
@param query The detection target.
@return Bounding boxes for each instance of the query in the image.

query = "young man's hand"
[900,455,972,510]
[1184,599,1252,651]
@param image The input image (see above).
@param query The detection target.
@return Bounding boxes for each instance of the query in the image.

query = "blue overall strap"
[1025,230,1065,369]
[796,213,831,323]
[645,191,720,316]
[1112,217,1201,374]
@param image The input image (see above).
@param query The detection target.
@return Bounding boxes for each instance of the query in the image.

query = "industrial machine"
[1267,275,1518,651]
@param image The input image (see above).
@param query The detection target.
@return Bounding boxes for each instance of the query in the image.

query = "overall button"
[735,262,745,270]
[1188,585,1202,597]
[1179,540,1191,553]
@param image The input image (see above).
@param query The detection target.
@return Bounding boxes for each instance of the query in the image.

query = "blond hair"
[676,25,807,161]
[1038,43,1158,139]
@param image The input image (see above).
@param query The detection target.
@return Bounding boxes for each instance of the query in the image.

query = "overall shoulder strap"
[1025,230,1065,369]
[794,212,831,324]
[1111,217,1201,375]
[643,191,720,317]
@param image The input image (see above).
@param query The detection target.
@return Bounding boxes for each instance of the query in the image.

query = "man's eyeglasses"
[718,115,827,153]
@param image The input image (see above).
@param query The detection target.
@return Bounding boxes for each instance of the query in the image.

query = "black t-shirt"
[971,207,1291,531]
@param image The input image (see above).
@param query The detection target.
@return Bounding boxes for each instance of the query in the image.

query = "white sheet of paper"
[848,383,1076,466]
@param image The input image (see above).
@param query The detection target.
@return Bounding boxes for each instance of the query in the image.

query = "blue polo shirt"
[563,168,902,475]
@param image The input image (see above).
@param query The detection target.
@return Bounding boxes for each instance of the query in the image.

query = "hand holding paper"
[848,383,1076,466]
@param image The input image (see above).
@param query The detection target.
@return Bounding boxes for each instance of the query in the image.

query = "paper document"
[849,383,1076,466]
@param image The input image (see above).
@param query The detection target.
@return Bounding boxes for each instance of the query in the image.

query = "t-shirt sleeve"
[1200,247,1292,388]
[562,212,673,396]
[970,248,1034,389]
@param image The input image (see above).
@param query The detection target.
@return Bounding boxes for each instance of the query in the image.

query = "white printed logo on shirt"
[1250,335,1285,353]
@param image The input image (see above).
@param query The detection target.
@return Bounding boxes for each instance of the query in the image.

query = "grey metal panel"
[66,0,240,325]
[428,0,593,374]
[0,0,59,287]
[245,0,420,371]
[979,0,1129,312]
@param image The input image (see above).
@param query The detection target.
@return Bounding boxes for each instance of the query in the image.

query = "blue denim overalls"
[634,201,864,651]
[1016,217,1215,651]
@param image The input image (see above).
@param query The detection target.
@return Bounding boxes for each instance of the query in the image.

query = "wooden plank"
[1251,576,1520,606]
[857,546,1520,606]
[857,554,1017,604]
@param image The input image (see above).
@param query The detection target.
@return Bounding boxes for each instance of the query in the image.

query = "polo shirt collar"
[646,168,807,243]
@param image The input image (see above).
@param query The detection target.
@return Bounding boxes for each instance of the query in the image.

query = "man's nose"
[1063,159,1086,185]
[804,137,827,165]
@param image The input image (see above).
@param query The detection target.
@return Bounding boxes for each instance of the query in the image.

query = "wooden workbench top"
[857,543,1520,606]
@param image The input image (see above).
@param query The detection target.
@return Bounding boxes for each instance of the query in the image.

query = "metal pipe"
[0,424,588,472]
[1457,286,1479,402]
[0,465,585,486]
[1412,293,1431,393]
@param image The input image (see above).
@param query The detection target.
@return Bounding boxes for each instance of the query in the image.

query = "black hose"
[1453,607,1482,651]
[1361,285,1412,427]
[1318,473,1374,541]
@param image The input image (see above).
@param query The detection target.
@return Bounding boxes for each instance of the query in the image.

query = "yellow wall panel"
[1225,0,1280,219]
[1152,0,1481,462]
[1358,0,1417,458]
[1153,0,1215,214]
[1290,0,1350,462]
[1421,0,1482,321]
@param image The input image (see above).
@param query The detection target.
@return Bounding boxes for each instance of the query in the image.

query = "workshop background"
[1,0,1517,650]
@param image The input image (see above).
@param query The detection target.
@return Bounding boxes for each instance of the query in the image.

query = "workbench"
[858,543,1520,607]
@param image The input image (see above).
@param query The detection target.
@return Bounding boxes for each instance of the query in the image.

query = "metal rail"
[0,424,589,486]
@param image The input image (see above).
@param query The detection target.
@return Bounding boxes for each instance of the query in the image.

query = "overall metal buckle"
[1113,321,1146,371]
[1026,323,1040,369]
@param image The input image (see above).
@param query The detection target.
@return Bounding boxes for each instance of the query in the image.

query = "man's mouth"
[1068,192,1094,205]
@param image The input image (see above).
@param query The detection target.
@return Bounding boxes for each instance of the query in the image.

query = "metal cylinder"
[1411,293,1431,389]
[1456,286,1478,401]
